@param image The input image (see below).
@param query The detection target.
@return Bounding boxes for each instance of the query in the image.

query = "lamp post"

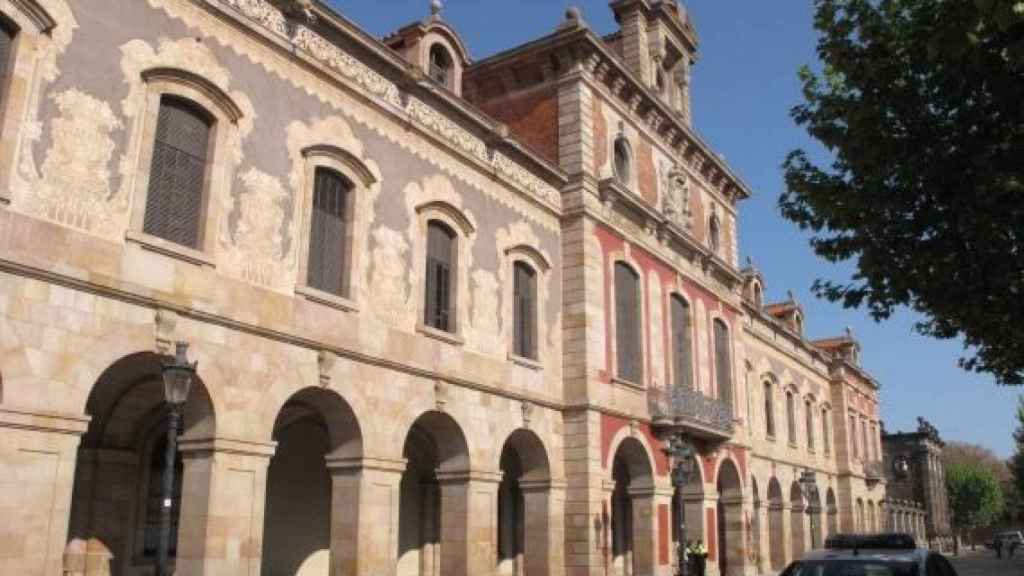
[158,342,197,576]
[665,433,696,576]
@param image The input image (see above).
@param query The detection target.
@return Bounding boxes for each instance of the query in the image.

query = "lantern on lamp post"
[158,342,196,576]
[665,433,696,576]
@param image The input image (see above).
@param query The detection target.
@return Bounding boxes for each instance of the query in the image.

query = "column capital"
[324,455,407,474]
[177,436,276,458]
[519,478,569,493]
[436,469,504,484]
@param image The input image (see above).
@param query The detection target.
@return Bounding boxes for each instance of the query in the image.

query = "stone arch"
[65,350,217,574]
[497,429,555,576]
[262,387,364,576]
[609,436,656,576]
[826,488,838,536]
[715,458,744,574]
[790,481,807,559]
[398,410,473,576]
[767,477,785,570]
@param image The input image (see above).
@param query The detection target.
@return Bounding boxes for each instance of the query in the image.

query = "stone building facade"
[0,1,886,575]
[882,418,954,550]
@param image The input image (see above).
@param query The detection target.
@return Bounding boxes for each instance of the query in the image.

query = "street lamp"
[158,342,197,576]
[665,433,696,576]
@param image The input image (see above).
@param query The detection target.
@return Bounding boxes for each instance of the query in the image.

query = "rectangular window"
[671,296,693,389]
[425,221,455,332]
[307,167,351,297]
[806,401,815,450]
[614,263,642,384]
[823,409,831,456]
[143,96,211,249]
[714,320,732,406]
[513,262,537,359]
[861,420,870,461]
[787,392,796,444]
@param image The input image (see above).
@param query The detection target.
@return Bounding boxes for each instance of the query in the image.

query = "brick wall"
[477,88,559,165]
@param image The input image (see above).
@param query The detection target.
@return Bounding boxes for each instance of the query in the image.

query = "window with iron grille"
[0,17,17,105]
[307,167,352,297]
[424,220,456,332]
[429,44,452,88]
[714,319,732,406]
[614,262,641,383]
[764,381,776,437]
[513,261,537,359]
[143,96,212,249]
[670,295,693,390]
[806,400,815,449]
[786,391,796,444]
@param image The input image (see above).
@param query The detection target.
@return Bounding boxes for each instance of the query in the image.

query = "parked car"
[781,533,959,576]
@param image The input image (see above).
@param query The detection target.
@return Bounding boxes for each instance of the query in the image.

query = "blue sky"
[331,0,1020,458]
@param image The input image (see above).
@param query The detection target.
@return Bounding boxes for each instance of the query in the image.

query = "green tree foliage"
[782,0,1024,384]
[946,462,1006,531]
[1012,397,1024,500]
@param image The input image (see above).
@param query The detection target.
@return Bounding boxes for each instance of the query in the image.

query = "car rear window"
[787,560,919,576]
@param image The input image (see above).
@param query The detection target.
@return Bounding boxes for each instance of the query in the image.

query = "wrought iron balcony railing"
[648,385,735,440]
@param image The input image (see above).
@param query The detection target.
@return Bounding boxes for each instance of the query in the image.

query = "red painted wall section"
[703,454,717,485]
[706,508,717,560]
[658,504,670,565]
[594,223,740,394]
[600,413,669,476]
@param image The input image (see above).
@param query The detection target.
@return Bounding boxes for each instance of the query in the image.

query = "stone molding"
[0,405,90,435]
[176,435,277,458]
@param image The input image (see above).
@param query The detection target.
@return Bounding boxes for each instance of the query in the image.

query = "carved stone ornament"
[154,308,179,354]
[317,349,337,386]
[662,164,691,229]
[521,400,535,428]
[435,379,450,411]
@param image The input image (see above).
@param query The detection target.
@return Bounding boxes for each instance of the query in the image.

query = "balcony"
[864,460,886,483]
[648,386,735,442]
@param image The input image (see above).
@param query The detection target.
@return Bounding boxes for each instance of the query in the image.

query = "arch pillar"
[753,499,769,575]
[174,436,275,576]
[627,485,658,576]
[0,407,88,575]
[779,503,794,567]
[519,479,567,576]
[326,456,406,576]
[790,501,808,560]
[436,469,502,576]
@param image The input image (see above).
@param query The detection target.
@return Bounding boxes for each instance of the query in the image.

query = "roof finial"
[430,0,443,17]
[787,289,796,302]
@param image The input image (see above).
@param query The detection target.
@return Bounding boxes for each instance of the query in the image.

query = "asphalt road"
[949,551,1024,576]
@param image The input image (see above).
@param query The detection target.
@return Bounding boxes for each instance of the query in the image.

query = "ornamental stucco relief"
[145,0,560,229]
[16,89,124,237]
[368,226,412,329]
[221,168,293,290]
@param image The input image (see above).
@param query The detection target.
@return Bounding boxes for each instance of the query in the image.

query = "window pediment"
[141,67,243,122]
[301,144,377,187]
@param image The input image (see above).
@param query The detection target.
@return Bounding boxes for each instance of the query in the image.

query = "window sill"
[295,284,359,313]
[416,323,465,346]
[508,353,543,371]
[126,230,216,268]
[611,376,645,392]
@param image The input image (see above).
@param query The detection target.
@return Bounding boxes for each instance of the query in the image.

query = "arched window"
[513,261,537,360]
[713,319,732,405]
[806,400,815,450]
[613,137,631,184]
[614,262,642,383]
[306,167,353,297]
[709,214,722,254]
[670,295,693,390]
[425,220,457,332]
[142,96,213,249]
[429,43,453,88]
[822,408,831,456]
[0,16,17,108]
[786,391,796,444]
[764,380,776,437]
